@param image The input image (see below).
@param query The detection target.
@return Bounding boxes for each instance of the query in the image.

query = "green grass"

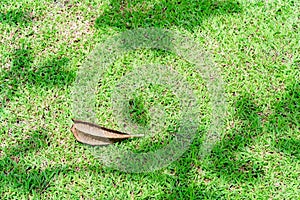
[1,0,299,199]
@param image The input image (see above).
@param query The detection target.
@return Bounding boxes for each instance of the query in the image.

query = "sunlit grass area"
[0,0,299,199]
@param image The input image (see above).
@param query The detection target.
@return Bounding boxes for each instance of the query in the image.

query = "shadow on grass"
[0,41,76,104]
[207,93,267,183]
[0,79,298,197]
[275,137,300,159]
[0,129,54,195]
[95,0,242,31]
[148,79,299,198]
[1,0,298,197]
[271,80,300,159]
[204,78,300,184]
[0,8,34,27]
[0,40,76,197]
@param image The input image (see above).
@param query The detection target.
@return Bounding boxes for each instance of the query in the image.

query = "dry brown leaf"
[71,119,144,146]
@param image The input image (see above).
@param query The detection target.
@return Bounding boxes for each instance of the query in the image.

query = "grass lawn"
[1,0,299,199]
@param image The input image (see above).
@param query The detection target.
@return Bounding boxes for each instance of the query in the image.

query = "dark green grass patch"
[0,0,299,199]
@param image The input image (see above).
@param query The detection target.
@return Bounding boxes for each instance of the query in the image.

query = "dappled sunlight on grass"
[0,0,299,199]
